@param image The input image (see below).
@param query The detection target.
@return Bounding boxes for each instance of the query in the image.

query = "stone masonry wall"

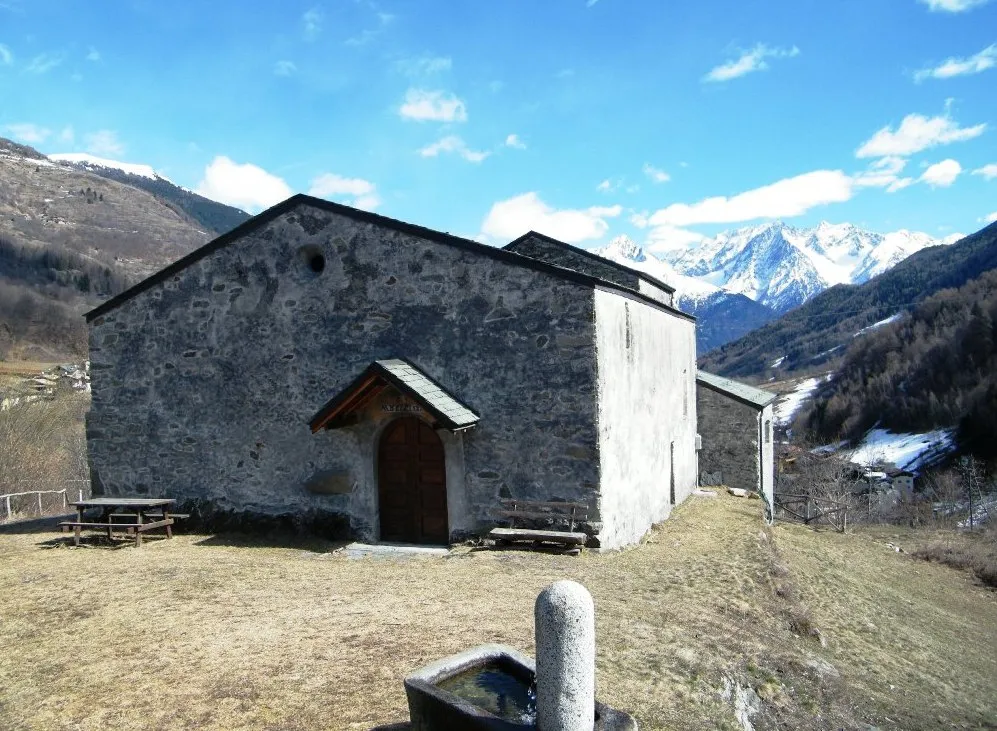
[696,386,760,494]
[506,235,638,291]
[87,202,602,541]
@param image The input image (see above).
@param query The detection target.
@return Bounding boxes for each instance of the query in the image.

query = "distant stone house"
[85,194,699,549]
[696,371,776,520]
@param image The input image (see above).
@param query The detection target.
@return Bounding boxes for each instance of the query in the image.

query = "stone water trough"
[404,581,637,731]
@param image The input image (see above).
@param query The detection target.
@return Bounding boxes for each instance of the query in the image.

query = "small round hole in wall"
[298,245,326,276]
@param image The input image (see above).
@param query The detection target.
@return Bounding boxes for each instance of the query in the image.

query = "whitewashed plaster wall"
[637,278,674,308]
[760,403,774,523]
[593,287,698,549]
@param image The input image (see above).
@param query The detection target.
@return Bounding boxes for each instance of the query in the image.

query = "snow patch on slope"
[848,428,955,471]
[774,376,826,426]
[854,313,903,337]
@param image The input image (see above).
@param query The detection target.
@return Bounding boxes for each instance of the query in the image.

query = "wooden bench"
[488,499,590,555]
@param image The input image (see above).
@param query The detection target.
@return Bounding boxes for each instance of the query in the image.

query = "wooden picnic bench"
[59,498,185,547]
[488,499,590,555]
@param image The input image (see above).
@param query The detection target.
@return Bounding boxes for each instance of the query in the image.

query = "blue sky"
[1,0,996,253]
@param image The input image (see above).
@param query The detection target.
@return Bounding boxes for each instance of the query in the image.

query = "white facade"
[593,287,698,549]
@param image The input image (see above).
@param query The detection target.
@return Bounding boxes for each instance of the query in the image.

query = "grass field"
[1,493,994,731]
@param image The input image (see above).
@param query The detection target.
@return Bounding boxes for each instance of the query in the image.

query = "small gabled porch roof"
[309,359,480,433]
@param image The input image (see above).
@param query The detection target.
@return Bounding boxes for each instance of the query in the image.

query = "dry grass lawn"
[1,493,995,731]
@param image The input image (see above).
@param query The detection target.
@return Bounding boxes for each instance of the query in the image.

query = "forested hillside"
[798,267,997,459]
[699,222,997,377]
[0,234,132,359]
[0,137,221,359]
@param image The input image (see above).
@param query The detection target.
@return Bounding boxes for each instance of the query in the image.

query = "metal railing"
[774,493,849,532]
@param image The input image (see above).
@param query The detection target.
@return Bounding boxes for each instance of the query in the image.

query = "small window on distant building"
[765,420,772,444]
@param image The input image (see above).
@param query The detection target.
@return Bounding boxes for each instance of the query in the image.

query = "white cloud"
[856,112,986,158]
[597,179,617,193]
[586,0,600,6]
[972,163,997,180]
[919,0,990,11]
[346,29,378,46]
[302,7,322,39]
[648,169,853,227]
[58,126,74,144]
[645,225,705,254]
[308,173,380,211]
[703,43,800,82]
[643,163,671,183]
[86,47,100,62]
[3,122,50,144]
[985,211,997,223]
[85,130,124,156]
[274,60,297,76]
[0,44,12,65]
[195,156,293,212]
[397,56,451,76]
[25,52,62,74]
[920,158,962,187]
[853,156,913,191]
[399,89,467,122]
[915,44,996,82]
[505,134,526,150]
[418,135,489,163]
[481,192,622,243]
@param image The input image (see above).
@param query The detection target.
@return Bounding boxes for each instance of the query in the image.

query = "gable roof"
[696,370,777,410]
[503,230,676,294]
[309,359,479,433]
[85,194,693,323]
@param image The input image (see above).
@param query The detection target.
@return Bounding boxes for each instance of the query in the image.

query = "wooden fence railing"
[2,489,68,522]
[774,493,849,532]
[1,481,88,523]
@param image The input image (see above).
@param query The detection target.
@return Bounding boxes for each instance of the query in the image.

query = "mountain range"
[593,222,962,354]
[596,222,962,314]
[699,219,997,379]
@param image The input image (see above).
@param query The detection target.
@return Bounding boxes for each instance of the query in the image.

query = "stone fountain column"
[535,580,595,731]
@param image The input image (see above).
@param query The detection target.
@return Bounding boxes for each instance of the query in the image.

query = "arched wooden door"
[377,417,449,545]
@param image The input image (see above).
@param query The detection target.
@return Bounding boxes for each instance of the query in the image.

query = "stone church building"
[85,194,699,550]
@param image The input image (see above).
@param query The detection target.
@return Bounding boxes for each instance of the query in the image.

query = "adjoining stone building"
[85,194,699,549]
[696,371,776,521]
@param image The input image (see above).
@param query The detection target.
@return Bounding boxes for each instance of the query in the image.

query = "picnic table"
[60,498,183,547]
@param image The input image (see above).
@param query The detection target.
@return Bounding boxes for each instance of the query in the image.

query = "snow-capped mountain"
[594,235,778,353]
[48,152,172,182]
[659,221,961,313]
[592,224,962,353]
[595,235,720,307]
